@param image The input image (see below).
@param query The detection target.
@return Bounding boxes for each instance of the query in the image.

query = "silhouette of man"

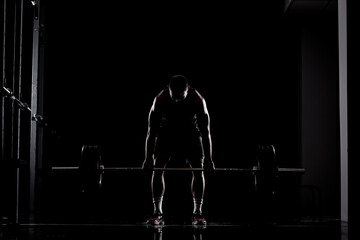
[142,75,215,225]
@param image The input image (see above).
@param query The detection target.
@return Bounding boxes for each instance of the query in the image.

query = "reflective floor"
[0,170,349,240]
[0,220,348,240]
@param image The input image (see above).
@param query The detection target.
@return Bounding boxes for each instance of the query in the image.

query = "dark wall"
[36,0,304,223]
[0,0,311,223]
[300,15,340,218]
[42,1,300,169]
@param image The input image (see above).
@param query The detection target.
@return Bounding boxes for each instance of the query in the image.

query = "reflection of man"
[147,225,206,239]
[142,75,215,225]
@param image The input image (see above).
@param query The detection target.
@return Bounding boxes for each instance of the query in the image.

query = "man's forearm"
[202,135,212,160]
[145,131,155,159]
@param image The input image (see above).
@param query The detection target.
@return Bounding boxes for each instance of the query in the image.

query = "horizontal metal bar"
[52,166,79,170]
[278,168,305,173]
[51,166,305,173]
[103,167,254,171]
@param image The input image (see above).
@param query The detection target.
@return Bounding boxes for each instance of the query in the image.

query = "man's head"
[169,75,189,102]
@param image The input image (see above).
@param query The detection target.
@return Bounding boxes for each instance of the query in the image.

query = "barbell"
[51,166,305,173]
[50,144,305,194]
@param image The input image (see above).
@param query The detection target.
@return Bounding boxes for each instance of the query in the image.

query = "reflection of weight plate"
[52,144,305,195]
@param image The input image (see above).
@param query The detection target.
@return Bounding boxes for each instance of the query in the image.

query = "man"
[142,74,215,225]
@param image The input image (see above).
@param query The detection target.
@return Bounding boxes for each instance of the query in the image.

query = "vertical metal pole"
[1,0,8,224]
[11,0,19,225]
[15,0,24,225]
[1,0,6,166]
[29,0,40,213]
[37,0,44,171]
[338,0,348,223]
[1,0,5,224]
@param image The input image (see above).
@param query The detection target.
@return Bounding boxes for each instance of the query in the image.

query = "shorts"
[153,133,204,168]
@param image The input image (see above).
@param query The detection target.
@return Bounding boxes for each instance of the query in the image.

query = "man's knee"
[188,157,204,169]
[154,155,169,168]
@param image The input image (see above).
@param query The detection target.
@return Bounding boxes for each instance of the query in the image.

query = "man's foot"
[192,212,207,225]
[146,213,165,225]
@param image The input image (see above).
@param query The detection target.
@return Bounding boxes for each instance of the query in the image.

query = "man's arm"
[197,97,215,171]
[143,97,160,170]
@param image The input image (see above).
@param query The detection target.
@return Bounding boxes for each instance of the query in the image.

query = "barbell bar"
[51,166,305,173]
[50,144,305,194]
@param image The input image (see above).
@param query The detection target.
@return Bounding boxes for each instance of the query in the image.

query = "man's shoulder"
[153,88,171,107]
[155,88,169,100]
[191,88,205,104]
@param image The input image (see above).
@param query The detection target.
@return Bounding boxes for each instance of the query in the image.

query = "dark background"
[37,0,302,223]
[43,0,300,169]
[1,0,346,225]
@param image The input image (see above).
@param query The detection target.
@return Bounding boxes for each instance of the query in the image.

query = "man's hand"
[203,158,215,175]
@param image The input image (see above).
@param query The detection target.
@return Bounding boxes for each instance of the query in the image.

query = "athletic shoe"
[192,212,207,225]
[146,213,165,225]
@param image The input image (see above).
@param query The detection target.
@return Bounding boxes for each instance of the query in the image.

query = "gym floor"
[0,169,349,240]
[0,220,348,240]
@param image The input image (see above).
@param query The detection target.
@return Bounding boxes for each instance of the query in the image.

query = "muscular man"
[142,75,215,225]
